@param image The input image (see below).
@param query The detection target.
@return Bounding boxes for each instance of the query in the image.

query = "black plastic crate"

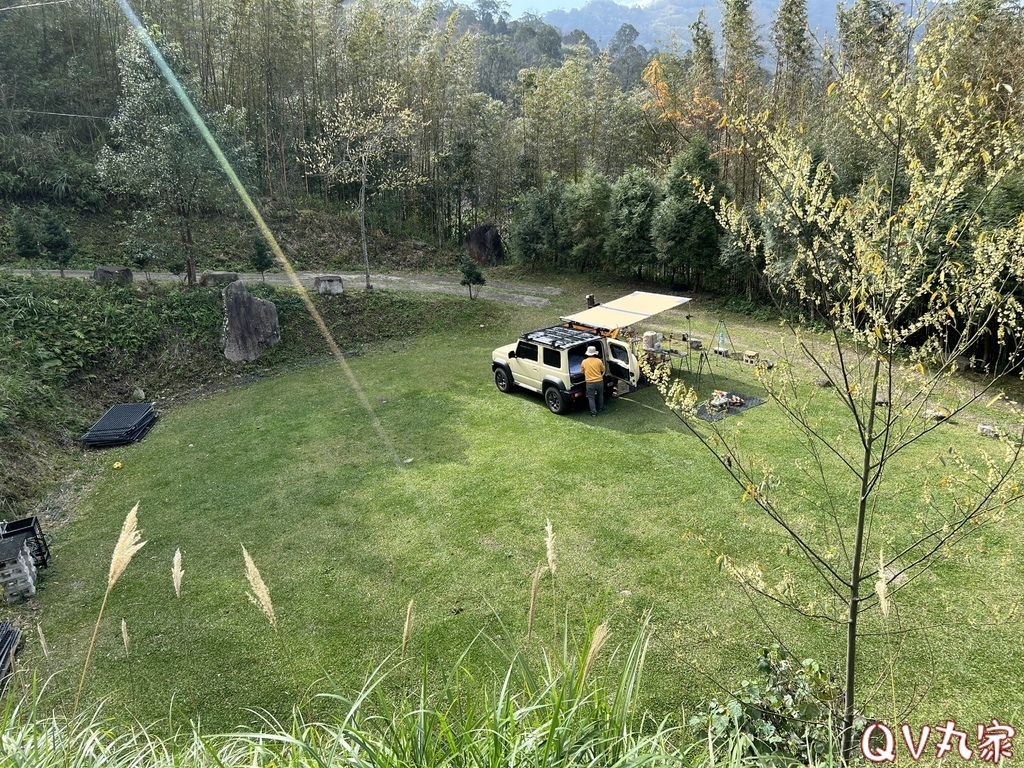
[0,516,50,568]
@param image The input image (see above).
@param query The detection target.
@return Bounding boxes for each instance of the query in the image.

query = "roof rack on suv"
[520,326,601,350]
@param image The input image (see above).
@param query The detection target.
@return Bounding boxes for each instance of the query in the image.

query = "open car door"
[606,338,638,387]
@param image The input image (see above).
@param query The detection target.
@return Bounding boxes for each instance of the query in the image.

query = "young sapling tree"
[459,256,485,299]
[646,5,1024,760]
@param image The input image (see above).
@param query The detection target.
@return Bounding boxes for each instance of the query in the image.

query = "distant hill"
[544,0,840,51]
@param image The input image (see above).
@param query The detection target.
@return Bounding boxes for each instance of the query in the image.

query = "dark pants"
[586,381,604,415]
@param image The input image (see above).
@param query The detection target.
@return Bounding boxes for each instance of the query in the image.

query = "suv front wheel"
[494,366,513,393]
[544,386,567,415]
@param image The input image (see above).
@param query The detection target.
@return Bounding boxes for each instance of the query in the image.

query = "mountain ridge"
[543,0,840,50]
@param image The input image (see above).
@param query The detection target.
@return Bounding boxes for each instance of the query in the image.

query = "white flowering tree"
[300,82,419,289]
[97,33,247,285]
[647,3,1024,760]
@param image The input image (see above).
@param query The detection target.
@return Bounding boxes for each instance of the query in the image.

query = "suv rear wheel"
[494,366,513,393]
[544,386,567,415]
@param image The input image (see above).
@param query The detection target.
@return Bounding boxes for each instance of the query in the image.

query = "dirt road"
[12,269,559,307]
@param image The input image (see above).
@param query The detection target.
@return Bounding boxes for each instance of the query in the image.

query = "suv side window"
[516,341,539,361]
[611,344,629,365]
[542,347,561,368]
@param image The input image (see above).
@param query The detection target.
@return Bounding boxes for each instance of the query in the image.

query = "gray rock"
[93,266,133,285]
[314,275,345,295]
[132,387,146,402]
[221,281,280,362]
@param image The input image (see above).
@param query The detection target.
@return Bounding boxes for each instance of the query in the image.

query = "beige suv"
[491,326,639,414]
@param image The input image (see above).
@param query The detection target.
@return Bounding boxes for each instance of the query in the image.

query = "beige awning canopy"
[561,291,691,333]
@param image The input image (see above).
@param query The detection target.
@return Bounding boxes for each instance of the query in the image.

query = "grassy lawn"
[10,286,1024,734]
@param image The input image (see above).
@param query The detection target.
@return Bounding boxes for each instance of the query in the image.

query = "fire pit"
[698,391,766,422]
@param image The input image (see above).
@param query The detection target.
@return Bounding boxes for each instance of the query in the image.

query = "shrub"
[688,644,857,764]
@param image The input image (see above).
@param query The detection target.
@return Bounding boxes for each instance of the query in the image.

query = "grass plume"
[582,621,610,684]
[73,503,147,723]
[401,599,414,658]
[107,503,146,590]
[242,545,278,632]
[172,548,183,599]
[875,550,889,619]
[545,519,558,644]
[545,518,557,576]
[36,624,51,662]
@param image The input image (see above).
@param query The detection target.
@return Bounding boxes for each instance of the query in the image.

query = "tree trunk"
[360,154,371,290]
[183,211,197,286]
[842,354,882,762]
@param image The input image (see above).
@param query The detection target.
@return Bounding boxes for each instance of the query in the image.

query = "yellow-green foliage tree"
[300,82,419,289]
[647,2,1024,760]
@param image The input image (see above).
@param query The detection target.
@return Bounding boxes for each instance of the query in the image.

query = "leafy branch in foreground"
[650,2,1024,761]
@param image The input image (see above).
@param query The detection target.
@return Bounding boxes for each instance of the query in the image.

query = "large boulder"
[93,266,133,285]
[221,281,280,363]
[463,223,504,266]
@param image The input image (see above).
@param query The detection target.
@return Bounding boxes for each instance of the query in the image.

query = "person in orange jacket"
[581,345,606,416]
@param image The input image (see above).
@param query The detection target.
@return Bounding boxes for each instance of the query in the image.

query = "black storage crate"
[0,516,50,568]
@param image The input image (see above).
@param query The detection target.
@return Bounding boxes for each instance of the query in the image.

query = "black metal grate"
[81,403,158,447]
[0,621,20,689]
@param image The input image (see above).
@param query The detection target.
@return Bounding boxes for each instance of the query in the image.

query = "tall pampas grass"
[36,624,51,662]
[107,503,147,589]
[401,599,414,657]
[582,621,609,684]
[121,617,136,701]
[545,519,558,644]
[73,503,147,720]
[172,548,183,599]
[874,550,889,619]
[545,518,557,576]
[528,564,545,641]
[171,547,197,716]
[242,546,277,632]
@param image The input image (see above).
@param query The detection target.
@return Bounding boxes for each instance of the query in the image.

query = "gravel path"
[12,269,560,308]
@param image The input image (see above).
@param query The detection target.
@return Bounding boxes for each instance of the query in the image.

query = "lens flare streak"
[114,0,405,470]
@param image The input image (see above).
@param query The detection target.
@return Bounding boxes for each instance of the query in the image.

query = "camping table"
[663,347,688,372]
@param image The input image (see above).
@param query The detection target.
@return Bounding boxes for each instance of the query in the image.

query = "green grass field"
[12,288,1024,735]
